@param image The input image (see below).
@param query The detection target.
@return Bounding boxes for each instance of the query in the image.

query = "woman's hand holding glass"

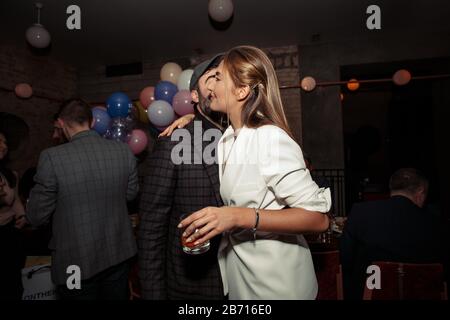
[178,206,237,246]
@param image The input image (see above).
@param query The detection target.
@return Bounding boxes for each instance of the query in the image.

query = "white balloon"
[208,0,234,22]
[177,69,194,91]
[160,62,182,84]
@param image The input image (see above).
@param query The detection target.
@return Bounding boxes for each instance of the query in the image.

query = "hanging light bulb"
[25,3,51,49]
[208,0,234,22]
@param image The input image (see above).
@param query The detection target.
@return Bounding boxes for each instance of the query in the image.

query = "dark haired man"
[27,99,139,300]
[138,55,226,300]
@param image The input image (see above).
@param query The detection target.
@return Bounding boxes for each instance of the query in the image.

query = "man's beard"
[198,94,212,115]
[197,94,226,129]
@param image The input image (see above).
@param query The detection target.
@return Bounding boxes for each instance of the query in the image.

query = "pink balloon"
[14,83,33,98]
[172,90,194,116]
[128,129,148,154]
[392,69,411,86]
[139,86,155,109]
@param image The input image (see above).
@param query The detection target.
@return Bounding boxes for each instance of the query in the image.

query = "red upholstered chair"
[311,250,343,300]
[363,261,448,300]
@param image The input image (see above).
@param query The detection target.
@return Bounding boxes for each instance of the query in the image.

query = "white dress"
[217,125,332,300]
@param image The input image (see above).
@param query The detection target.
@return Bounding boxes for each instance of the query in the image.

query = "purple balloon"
[172,90,194,116]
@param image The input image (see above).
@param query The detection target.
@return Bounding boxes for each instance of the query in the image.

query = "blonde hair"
[222,45,294,140]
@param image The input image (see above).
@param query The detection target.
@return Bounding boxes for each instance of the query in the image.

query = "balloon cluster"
[90,61,195,154]
[138,62,195,133]
[91,92,148,155]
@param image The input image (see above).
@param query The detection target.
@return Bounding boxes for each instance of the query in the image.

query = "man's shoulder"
[349,198,393,217]
[46,136,131,159]
[41,143,68,157]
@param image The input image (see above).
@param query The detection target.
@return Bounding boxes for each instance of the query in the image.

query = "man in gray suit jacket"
[27,99,139,300]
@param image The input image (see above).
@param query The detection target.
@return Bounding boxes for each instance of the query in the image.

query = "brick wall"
[265,45,302,145]
[0,45,78,175]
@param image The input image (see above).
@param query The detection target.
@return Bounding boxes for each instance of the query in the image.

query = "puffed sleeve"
[256,125,331,212]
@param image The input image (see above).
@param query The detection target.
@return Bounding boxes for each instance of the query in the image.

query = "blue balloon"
[92,107,111,135]
[106,92,132,118]
[154,81,178,105]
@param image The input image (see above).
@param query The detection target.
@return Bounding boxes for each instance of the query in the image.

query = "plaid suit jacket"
[27,130,138,285]
[138,115,224,300]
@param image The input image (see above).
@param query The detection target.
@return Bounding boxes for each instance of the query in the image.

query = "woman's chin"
[209,103,223,114]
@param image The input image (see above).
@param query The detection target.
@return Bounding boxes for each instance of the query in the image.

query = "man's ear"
[191,90,199,103]
[235,85,250,101]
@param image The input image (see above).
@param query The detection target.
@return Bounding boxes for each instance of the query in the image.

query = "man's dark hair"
[389,168,428,194]
[58,99,93,126]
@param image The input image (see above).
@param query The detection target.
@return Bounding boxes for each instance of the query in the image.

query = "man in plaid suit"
[27,99,139,300]
[138,55,225,300]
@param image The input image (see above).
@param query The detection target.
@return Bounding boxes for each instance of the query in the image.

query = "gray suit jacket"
[27,130,139,285]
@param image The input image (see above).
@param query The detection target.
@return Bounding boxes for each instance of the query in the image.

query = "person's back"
[27,99,138,299]
[343,196,442,264]
[340,168,445,299]
[40,131,138,284]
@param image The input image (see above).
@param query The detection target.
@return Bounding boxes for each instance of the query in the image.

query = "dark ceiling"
[1,0,450,67]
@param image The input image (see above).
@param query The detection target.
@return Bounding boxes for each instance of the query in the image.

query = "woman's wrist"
[231,207,256,229]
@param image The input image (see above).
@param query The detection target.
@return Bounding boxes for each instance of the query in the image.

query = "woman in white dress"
[179,46,331,299]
